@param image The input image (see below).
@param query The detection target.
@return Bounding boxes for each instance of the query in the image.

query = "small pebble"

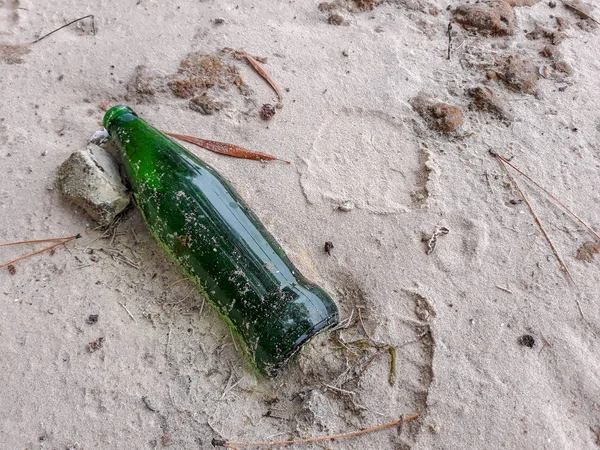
[142,395,159,412]
[338,201,355,212]
[327,13,344,25]
[324,241,334,255]
[518,334,535,348]
[86,314,99,325]
[548,1,556,8]
[260,104,276,120]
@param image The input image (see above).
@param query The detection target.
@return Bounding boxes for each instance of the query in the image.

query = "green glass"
[104,106,339,376]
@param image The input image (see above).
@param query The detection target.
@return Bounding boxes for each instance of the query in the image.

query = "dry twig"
[32,15,96,44]
[213,413,420,449]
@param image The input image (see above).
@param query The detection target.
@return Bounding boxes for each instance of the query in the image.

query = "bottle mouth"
[262,312,339,377]
[103,105,138,130]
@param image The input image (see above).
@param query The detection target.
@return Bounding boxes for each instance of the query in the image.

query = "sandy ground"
[2,0,600,449]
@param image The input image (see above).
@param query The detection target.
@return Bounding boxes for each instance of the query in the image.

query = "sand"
[2,0,600,448]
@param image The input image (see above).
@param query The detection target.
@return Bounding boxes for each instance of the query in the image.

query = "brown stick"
[0,234,80,269]
[494,153,600,242]
[214,413,420,448]
[493,154,573,283]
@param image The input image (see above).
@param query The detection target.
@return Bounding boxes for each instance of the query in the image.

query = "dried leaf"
[243,53,283,102]
[164,132,290,164]
[222,47,283,103]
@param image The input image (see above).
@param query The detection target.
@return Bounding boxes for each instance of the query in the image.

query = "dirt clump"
[328,13,345,25]
[354,0,382,10]
[494,54,539,93]
[189,93,224,115]
[411,95,465,134]
[526,24,567,45]
[576,241,600,262]
[125,65,165,103]
[453,1,516,36]
[169,53,247,99]
[467,86,511,120]
[0,44,30,65]
[506,0,539,6]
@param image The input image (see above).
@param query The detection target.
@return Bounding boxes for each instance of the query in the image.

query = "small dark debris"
[86,314,99,324]
[355,0,382,10]
[342,50,349,56]
[212,438,227,447]
[549,1,556,7]
[213,18,225,24]
[142,395,158,412]
[90,255,100,262]
[87,336,104,352]
[324,241,334,255]
[552,60,573,75]
[540,45,557,59]
[318,2,336,11]
[328,13,345,25]
[526,24,566,44]
[518,334,535,348]
[260,103,276,120]
[7,264,16,275]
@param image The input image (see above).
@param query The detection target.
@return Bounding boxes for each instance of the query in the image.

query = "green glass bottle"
[104,106,339,376]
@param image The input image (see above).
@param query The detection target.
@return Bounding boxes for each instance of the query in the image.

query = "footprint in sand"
[300,108,430,213]
[0,0,24,35]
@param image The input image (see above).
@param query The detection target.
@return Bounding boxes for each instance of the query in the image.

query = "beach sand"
[1,0,600,448]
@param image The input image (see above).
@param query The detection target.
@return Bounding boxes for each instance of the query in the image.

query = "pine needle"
[562,1,600,25]
[213,413,420,449]
[492,153,573,283]
[494,153,600,242]
[0,234,80,270]
[165,132,290,164]
[0,236,76,248]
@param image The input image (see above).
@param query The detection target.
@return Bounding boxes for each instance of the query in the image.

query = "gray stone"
[57,145,130,225]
